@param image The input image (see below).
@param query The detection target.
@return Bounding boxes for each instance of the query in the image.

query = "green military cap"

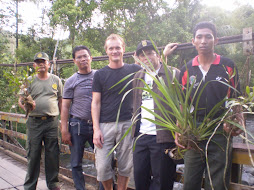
[136,40,157,56]
[34,52,49,61]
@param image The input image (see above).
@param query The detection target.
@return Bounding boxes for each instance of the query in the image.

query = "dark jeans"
[133,134,176,190]
[160,143,177,190]
[69,117,93,190]
[183,133,232,190]
[24,116,60,190]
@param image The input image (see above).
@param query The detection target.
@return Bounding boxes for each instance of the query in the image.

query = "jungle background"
[0,0,254,114]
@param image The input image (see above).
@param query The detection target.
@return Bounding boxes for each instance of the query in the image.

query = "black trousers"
[133,134,176,190]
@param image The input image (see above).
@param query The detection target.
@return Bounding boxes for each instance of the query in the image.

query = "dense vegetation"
[0,0,254,113]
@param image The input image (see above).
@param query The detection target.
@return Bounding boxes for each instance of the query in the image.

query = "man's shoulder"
[93,66,108,79]
[50,73,61,81]
[64,73,79,87]
[66,72,78,81]
[219,56,235,68]
[124,63,142,71]
[134,68,145,78]
[97,65,109,72]
[180,59,193,73]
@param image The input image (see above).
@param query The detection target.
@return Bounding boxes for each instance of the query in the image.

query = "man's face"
[105,39,125,63]
[192,28,218,55]
[138,48,160,70]
[33,59,50,73]
[74,49,92,71]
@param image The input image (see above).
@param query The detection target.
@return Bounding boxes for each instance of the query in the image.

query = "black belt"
[30,115,55,120]
[70,115,93,125]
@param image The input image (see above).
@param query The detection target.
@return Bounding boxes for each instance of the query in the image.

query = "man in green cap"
[18,52,63,190]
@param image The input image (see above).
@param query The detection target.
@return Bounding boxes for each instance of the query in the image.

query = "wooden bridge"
[1,111,254,190]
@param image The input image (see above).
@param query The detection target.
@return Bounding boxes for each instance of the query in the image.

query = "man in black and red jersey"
[164,22,244,190]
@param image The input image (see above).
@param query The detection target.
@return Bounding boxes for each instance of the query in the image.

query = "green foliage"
[49,0,99,47]
[1,0,254,115]
[16,33,59,63]
[0,67,16,112]
[3,66,35,93]
[0,31,14,64]
[2,66,37,114]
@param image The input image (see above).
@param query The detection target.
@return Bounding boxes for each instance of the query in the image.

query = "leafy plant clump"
[3,67,37,117]
[111,47,254,163]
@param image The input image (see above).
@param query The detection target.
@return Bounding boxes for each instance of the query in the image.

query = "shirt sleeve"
[63,78,73,99]
[57,77,63,98]
[92,71,102,93]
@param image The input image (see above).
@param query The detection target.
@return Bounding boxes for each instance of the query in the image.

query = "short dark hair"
[193,21,217,38]
[72,45,91,59]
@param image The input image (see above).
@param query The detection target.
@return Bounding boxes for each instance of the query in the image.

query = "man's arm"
[58,97,62,114]
[163,43,178,63]
[18,96,26,111]
[61,99,72,145]
[91,92,104,149]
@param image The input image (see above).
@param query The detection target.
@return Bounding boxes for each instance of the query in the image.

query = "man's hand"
[223,111,245,136]
[163,43,178,57]
[93,128,104,149]
[61,130,72,146]
[30,100,36,111]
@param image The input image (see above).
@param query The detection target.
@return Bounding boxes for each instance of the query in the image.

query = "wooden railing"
[0,111,98,188]
[1,111,254,190]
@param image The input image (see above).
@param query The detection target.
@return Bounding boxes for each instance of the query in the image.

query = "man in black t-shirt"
[92,34,141,190]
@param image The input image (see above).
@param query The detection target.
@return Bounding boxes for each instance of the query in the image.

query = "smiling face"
[105,38,125,64]
[192,28,218,55]
[73,49,92,73]
[33,59,50,73]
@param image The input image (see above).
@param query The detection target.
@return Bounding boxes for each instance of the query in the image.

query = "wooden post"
[243,27,253,55]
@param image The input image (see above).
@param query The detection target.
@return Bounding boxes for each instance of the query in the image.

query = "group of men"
[18,21,244,190]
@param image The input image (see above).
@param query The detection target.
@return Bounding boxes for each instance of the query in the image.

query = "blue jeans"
[69,117,93,190]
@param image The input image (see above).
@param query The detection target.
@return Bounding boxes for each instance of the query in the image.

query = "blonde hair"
[104,34,125,50]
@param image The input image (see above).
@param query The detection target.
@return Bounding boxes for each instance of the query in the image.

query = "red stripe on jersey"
[226,66,235,97]
[192,54,221,66]
[182,70,188,90]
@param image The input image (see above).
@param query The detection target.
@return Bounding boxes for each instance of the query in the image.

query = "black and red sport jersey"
[179,54,241,119]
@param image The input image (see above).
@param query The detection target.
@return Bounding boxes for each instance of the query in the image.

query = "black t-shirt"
[180,54,240,119]
[92,63,141,123]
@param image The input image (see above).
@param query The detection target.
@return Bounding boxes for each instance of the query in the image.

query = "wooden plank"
[0,156,27,179]
[0,147,96,190]
[60,144,95,161]
[0,139,27,157]
[0,148,59,190]
[232,143,254,165]
[0,128,27,140]
[0,165,25,187]
[0,111,27,124]
[230,182,254,190]
[13,185,25,190]
[59,166,99,187]
[0,177,13,189]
